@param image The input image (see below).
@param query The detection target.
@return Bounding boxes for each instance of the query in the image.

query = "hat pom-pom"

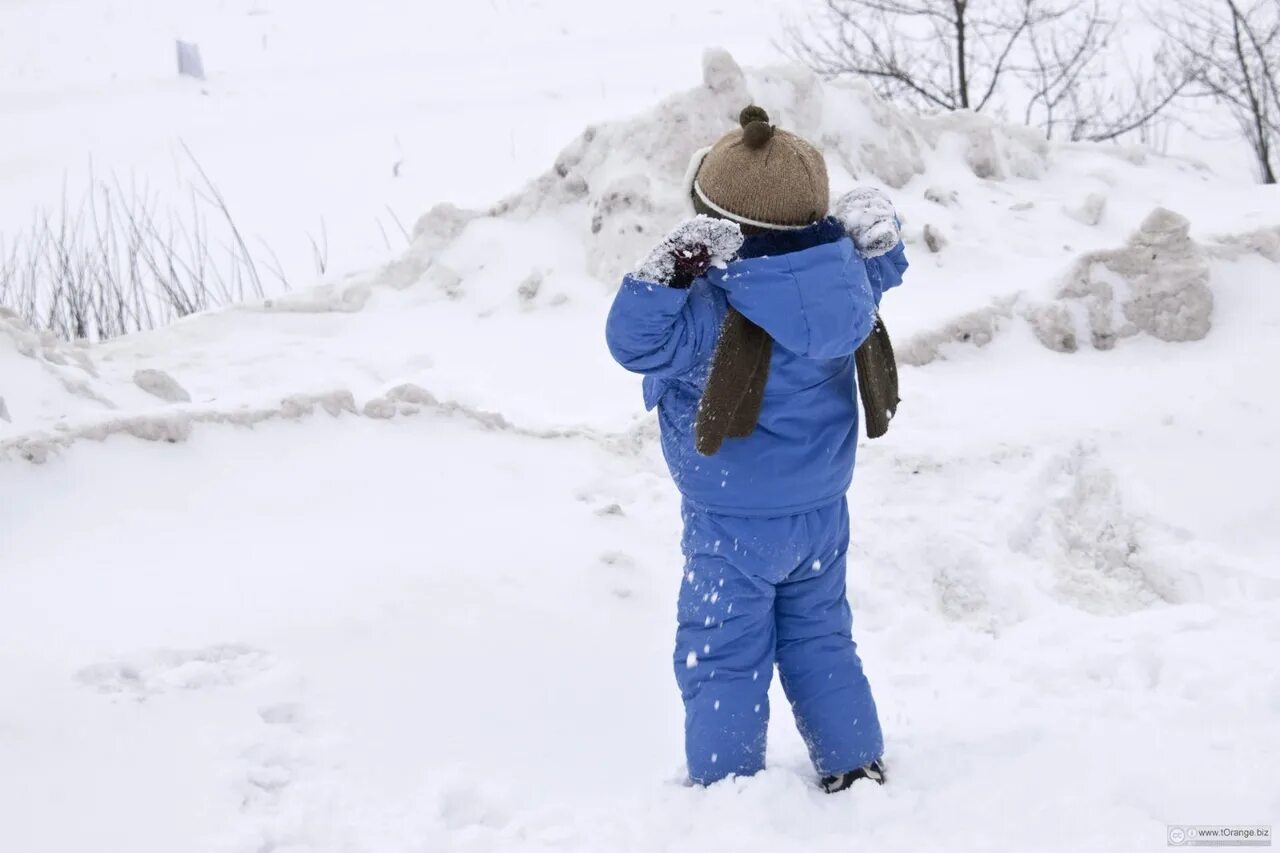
[739,105,773,149]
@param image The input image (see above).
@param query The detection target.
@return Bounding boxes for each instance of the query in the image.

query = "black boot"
[820,758,886,793]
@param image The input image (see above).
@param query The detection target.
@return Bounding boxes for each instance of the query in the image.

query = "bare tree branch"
[788,0,1188,146]
[1155,0,1280,183]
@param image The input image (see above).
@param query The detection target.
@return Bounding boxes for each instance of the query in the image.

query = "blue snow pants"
[675,497,883,784]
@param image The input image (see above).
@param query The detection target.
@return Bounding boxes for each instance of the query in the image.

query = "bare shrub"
[1156,0,1280,183]
[789,0,1192,143]
[0,155,282,342]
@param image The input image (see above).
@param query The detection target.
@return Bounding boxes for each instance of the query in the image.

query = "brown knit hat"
[692,106,829,230]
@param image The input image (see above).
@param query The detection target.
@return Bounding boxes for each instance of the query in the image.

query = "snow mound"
[903,208,1278,364]
[133,369,192,404]
[76,644,275,700]
[897,299,1019,367]
[1009,444,1186,614]
[0,308,116,437]
[0,375,650,463]
[1209,224,1280,262]
[397,47,1058,289]
[1049,208,1214,351]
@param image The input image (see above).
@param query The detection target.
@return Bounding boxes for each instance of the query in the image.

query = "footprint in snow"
[75,643,275,701]
[599,551,639,600]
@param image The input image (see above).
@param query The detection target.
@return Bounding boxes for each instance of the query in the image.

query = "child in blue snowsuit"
[605,107,908,791]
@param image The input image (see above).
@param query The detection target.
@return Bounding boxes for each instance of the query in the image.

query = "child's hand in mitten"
[834,187,900,258]
[634,215,744,288]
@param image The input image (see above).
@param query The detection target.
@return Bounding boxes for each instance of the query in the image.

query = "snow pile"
[403,48,1054,287]
[902,208,1280,363]
[1009,443,1185,613]
[0,308,116,437]
[1048,208,1214,351]
[76,644,274,699]
[133,369,192,404]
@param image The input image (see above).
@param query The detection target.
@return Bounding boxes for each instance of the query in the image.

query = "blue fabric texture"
[676,498,883,783]
[605,217,906,516]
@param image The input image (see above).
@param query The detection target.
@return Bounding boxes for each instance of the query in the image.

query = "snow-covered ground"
[3,3,1280,852]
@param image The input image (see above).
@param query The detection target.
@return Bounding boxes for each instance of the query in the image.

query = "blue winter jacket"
[606,218,908,517]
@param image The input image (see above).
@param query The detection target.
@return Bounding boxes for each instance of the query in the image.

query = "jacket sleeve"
[864,240,908,306]
[706,237,877,359]
[605,274,719,378]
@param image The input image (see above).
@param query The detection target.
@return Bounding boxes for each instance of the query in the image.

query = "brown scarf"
[694,308,899,455]
[694,310,772,456]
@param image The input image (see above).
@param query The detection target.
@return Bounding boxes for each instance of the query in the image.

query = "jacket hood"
[706,219,876,360]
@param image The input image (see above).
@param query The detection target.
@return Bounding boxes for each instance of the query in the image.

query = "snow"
[133,368,193,403]
[3,2,1280,852]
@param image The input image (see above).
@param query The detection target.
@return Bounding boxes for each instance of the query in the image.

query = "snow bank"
[904,208,1280,363]
[1009,443,1186,613]
[1050,208,1214,350]
[403,49,1054,287]
[0,308,115,437]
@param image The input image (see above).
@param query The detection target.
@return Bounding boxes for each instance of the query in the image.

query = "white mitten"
[834,187,900,258]
[634,215,744,287]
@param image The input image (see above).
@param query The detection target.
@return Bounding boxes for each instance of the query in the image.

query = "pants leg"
[675,510,777,784]
[774,499,884,776]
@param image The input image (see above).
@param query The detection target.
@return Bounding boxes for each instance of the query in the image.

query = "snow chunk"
[898,299,1018,366]
[701,47,747,96]
[1009,444,1187,613]
[907,206,1228,363]
[517,269,543,304]
[280,390,357,419]
[363,397,398,419]
[1053,207,1213,349]
[1064,192,1107,227]
[77,644,273,699]
[132,369,191,403]
[412,202,483,255]
[923,224,948,253]
[1208,225,1280,263]
[924,186,958,207]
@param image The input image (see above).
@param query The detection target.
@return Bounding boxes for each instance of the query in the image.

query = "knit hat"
[690,106,829,231]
